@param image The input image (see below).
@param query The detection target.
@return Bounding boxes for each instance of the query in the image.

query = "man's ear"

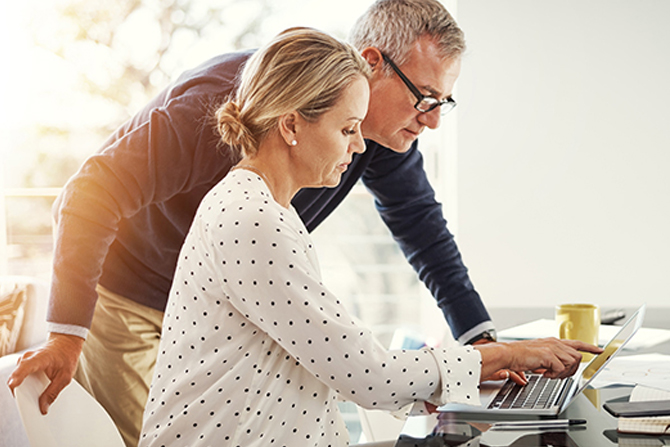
[278,112,298,146]
[360,47,384,72]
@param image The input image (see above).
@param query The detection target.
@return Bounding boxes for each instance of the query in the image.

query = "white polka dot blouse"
[139,169,481,447]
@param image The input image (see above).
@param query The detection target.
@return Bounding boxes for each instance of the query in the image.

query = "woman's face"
[293,75,370,188]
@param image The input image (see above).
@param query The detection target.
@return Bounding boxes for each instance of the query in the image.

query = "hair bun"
[216,101,257,154]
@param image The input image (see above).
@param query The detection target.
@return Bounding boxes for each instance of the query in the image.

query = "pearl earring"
[291,140,298,146]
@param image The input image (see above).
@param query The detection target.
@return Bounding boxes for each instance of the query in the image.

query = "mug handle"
[558,319,573,339]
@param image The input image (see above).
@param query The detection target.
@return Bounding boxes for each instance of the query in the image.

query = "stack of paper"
[618,385,670,435]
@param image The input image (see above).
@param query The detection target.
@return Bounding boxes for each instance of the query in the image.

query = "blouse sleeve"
[195,186,481,412]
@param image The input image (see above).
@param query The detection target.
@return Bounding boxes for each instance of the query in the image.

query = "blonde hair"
[350,0,465,69]
[216,28,371,156]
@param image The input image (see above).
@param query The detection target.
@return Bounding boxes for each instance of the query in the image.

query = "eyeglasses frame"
[381,52,457,115]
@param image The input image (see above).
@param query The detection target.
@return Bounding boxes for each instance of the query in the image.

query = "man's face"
[361,35,462,153]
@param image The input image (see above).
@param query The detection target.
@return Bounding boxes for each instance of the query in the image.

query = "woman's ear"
[278,112,298,146]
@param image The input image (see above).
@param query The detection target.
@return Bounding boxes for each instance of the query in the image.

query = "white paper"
[630,384,670,401]
[589,353,670,390]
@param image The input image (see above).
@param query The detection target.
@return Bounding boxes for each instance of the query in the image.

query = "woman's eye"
[343,128,356,136]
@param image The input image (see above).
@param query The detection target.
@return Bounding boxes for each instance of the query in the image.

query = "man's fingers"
[543,351,580,378]
[534,339,592,378]
[542,358,566,378]
[7,334,84,410]
[38,375,71,415]
[565,339,603,354]
[39,391,54,415]
[7,354,46,394]
[478,338,596,383]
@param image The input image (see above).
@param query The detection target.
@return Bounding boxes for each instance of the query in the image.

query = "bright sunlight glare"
[1,0,371,187]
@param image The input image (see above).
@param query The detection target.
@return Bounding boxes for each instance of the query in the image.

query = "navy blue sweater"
[49,50,491,340]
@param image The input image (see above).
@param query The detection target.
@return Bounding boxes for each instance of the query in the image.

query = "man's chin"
[388,143,413,153]
[386,137,415,153]
[367,135,414,153]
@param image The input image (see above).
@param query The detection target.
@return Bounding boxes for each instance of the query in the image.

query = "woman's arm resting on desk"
[475,338,603,382]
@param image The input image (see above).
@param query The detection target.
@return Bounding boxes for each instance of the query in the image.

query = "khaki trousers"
[75,285,164,447]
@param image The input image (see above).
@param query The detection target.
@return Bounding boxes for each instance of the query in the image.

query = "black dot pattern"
[139,170,481,447]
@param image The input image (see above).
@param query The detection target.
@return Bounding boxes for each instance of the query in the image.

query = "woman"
[139,28,599,447]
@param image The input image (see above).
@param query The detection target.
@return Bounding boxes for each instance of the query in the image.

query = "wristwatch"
[466,329,497,345]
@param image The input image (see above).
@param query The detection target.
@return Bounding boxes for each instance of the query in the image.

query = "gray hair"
[349,0,465,70]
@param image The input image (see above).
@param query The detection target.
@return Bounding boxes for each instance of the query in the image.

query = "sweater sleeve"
[362,140,493,341]
[48,94,233,330]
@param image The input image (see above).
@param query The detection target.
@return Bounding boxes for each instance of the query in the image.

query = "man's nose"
[417,107,441,129]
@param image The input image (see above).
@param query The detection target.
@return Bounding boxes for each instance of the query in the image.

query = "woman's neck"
[234,140,299,208]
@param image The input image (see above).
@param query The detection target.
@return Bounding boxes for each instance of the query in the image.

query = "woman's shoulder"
[198,170,287,223]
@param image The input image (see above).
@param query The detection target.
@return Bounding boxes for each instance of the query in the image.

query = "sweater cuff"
[458,320,496,345]
[47,322,89,340]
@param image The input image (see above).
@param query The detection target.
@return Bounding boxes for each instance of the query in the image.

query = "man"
[9,1,498,446]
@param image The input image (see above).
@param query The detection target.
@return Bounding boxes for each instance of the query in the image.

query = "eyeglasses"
[381,53,457,115]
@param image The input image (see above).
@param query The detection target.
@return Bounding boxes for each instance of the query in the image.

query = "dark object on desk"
[397,431,580,447]
[601,309,626,325]
[603,429,670,445]
[508,432,580,447]
[396,432,480,446]
[604,399,670,418]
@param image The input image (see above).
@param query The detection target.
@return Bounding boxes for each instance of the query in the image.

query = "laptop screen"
[574,304,646,395]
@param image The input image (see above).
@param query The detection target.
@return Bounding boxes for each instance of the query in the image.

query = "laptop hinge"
[553,377,574,408]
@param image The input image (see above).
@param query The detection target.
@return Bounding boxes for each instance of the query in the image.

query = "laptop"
[439,304,646,416]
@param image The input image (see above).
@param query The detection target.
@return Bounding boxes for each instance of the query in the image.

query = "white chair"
[14,371,125,447]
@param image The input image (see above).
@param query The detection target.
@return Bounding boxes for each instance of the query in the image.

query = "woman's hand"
[483,368,529,385]
[475,338,603,382]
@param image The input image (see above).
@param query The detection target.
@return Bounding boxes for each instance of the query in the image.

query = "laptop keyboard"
[487,374,569,410]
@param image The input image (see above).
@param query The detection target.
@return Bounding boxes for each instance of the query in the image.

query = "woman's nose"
[351,133,366,154]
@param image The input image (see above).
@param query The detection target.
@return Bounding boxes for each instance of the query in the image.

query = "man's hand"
[475,337,603,382]
[471,336,528,385]
[7,333,84,414]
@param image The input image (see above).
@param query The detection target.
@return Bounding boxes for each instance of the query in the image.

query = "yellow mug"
[555,303,600,362]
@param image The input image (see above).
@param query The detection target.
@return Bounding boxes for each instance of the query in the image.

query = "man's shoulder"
[174,50,255,86]
[159,49,255,104]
